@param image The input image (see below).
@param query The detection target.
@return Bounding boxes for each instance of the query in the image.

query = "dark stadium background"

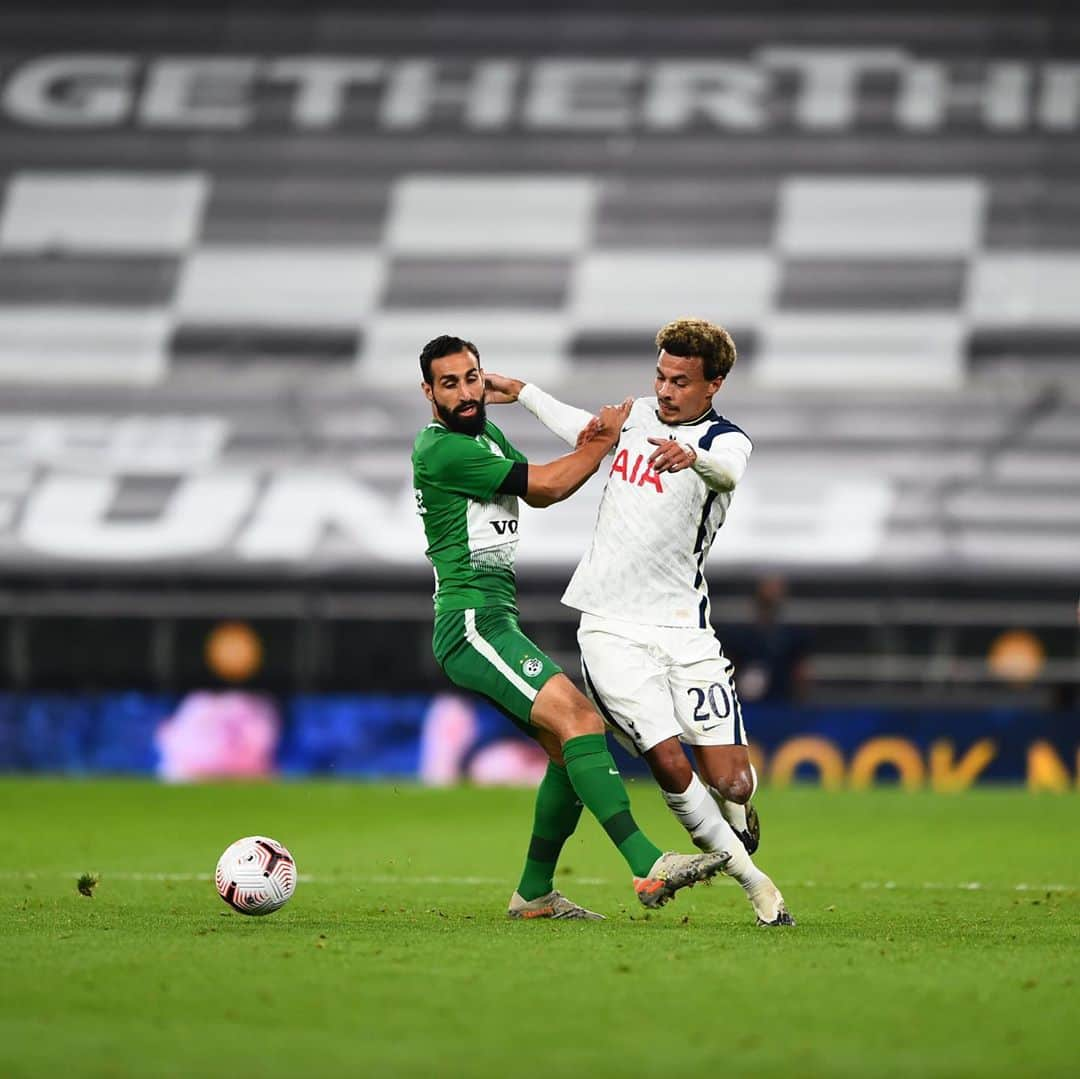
[0,0,1076,786]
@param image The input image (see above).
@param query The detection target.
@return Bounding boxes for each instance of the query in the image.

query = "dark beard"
[437,398,487,435]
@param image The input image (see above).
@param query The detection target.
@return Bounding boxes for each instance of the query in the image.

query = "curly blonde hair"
[655,318,736,380]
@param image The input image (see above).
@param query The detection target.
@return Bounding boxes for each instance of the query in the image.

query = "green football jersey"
[412,419,529,613]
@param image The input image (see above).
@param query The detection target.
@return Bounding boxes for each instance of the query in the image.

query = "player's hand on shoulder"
[483,372,523,404]
[592,398,633,449]
[647,436,698,474]
[576,416,603,448]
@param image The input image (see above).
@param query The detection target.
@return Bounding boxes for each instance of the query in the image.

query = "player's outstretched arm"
[485,372,597,449]
[647,432,752,491]
[523,399,631,508]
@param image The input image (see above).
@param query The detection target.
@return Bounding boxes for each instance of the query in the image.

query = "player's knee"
[714,766,754,804]
[559,703,605,740]
[533,675,604,742]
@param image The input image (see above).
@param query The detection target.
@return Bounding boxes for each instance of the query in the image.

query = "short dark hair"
[420,335,480,383]
[655,318,736,380]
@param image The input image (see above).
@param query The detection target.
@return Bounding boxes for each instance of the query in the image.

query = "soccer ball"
[215,835,297,915]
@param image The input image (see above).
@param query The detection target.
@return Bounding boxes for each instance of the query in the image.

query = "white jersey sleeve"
[561,398,752,628]
[692,432,752,492]
[518,383,595,448]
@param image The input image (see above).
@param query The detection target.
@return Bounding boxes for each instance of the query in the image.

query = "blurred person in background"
[485,317,794,926]
[724,576,813,705]
[418,693,549,787]
[413,334,729,921]
[155,692,280,782]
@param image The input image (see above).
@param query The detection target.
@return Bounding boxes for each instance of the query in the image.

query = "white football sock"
[661,773,766,891]
[711,763,757,836]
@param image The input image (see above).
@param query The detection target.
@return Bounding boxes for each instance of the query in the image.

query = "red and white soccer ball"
[215,835,297,915]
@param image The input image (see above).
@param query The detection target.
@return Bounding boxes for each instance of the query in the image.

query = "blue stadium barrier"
[0,692,1075,788]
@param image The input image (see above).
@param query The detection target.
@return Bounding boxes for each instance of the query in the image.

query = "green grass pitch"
[1,779,1077,1078]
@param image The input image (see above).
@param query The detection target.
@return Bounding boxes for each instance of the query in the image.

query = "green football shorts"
[432,606,563,731]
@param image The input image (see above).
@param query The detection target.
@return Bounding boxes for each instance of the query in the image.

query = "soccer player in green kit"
[413,335,729,920]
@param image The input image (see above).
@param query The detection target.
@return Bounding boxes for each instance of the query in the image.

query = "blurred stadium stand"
[0,1,1077,707]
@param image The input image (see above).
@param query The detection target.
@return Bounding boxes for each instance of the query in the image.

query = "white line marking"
[0,871,1073,892]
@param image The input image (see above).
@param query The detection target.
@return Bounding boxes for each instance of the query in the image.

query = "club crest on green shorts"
[522,657,544,677]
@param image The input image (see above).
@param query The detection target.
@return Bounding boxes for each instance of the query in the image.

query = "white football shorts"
[577,612,747,757]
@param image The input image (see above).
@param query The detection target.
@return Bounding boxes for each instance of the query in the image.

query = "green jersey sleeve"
[483,423,528,466]
[418,425,522,501]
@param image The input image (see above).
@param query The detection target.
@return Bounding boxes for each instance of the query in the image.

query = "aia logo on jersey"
[609,449,664,493]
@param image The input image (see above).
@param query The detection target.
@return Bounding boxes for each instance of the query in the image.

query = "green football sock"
[516,761,584,901]
[562,733,663,878]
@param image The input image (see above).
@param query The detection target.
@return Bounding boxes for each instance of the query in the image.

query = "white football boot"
[507,889,605,921]
[633,850,731,909]
[746,876,796,926]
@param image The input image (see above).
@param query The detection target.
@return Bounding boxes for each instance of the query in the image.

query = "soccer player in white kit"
[485,317,794,926]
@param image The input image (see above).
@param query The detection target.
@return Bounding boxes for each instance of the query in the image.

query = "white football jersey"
[561,397,752,628]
